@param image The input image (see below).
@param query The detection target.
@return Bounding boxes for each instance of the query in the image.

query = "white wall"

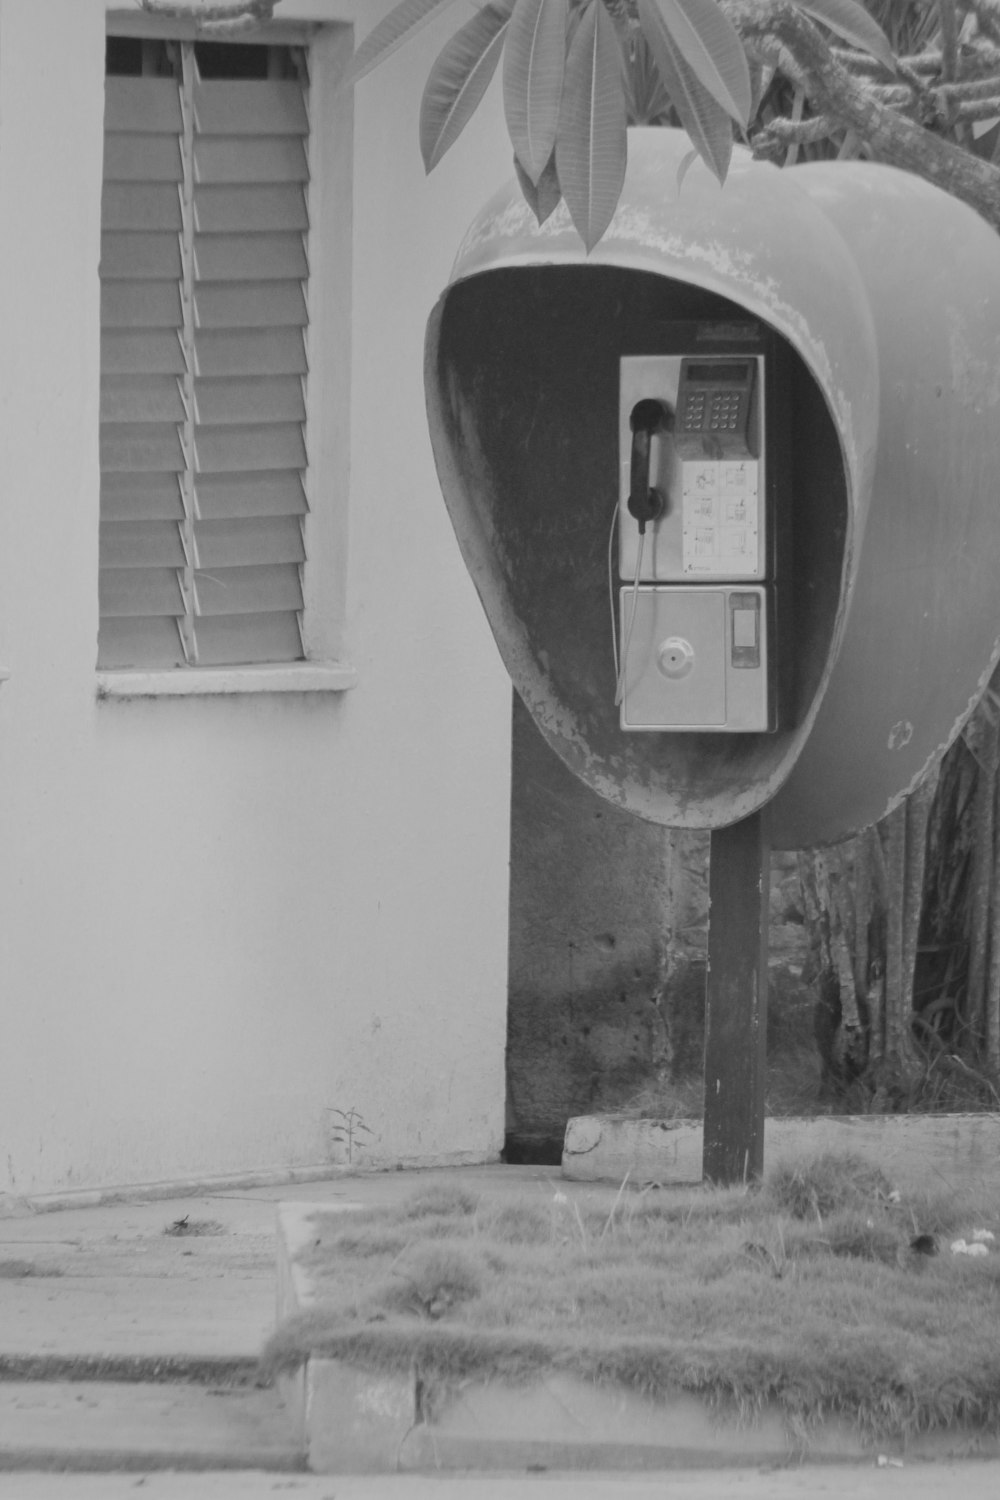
[0,0,514,1195]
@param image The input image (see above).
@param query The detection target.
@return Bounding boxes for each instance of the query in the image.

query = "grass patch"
[261,1156,1000,1441]
[765,1151,893,1220]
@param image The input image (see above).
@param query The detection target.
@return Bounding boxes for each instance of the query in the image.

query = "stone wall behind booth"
[505,697,815,1163]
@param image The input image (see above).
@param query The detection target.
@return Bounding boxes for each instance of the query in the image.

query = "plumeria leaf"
[348,0,463,84]
[624,28,675,126]
[639,4,733,183]
[641,0,751,126]
[514,149,563,224]
[555,0,627,251]
[676,146,699,194]
[795,0,895,70]
[504,0,569,185]
[420,3,514,171]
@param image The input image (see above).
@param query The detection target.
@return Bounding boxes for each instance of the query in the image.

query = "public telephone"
[615,325,776,733]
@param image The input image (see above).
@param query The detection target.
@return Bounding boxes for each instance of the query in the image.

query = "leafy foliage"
[420,3,514,171]
[347,0,893,247]
[554,0,629,245]
[795,0,895,64]
[504,0,569,183]
[643,0,752,124]
[637,0,736,182]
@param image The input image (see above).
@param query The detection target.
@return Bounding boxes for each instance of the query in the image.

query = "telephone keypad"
[682,391,746,434]
[674,356,757,460]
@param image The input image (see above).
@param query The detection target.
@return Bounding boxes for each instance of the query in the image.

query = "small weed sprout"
[325,1106,373,1164]
[600,1172,632,1240]
[742,1222,789,1277]
[550,1188,589,1246]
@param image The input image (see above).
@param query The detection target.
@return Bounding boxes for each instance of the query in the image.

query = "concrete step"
[561,1112,1000,1190]
[0,1380,303,1473]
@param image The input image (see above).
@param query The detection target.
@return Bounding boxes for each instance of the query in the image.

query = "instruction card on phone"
[681,459,759,576]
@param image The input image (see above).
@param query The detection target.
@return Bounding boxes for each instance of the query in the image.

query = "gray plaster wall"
[506,696,699,1159]
[505,696,812,1161]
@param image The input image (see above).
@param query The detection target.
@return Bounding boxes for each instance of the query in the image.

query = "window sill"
[96,661,358,700]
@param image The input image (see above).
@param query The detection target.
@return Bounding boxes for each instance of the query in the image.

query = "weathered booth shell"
[425,129,1000,848]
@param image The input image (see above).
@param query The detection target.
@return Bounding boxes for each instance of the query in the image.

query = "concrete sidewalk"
[2,1461,1000,1498]
[0,1166,609,1473]
[1,1163,999,1491]
[0,1166,570,1365]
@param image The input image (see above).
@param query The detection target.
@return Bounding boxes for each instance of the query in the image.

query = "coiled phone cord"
[609,505,645,708]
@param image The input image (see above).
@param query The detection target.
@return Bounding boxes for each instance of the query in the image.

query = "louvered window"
[99,36,310,670]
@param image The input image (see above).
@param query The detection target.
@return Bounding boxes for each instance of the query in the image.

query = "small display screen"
[684,362,752,385]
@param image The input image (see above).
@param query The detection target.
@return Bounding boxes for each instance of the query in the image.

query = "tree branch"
[938,0,961,84]
[730,0,1000,230]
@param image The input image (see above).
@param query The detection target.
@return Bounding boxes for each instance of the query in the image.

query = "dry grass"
[260,1159,1000,1440]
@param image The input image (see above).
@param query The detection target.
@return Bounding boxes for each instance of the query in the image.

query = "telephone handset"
[628,399,671,532]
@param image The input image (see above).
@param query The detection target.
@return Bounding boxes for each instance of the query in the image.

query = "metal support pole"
[703,810,770,1185]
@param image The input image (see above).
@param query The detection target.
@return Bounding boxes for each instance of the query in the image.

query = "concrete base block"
[400,1373,861,1470]
[562,1112,1000,1191]
[282,1356,1000,1474]
[304,1359,415,1474]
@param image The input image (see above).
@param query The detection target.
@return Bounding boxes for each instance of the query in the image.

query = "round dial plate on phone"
[657,637,695,679]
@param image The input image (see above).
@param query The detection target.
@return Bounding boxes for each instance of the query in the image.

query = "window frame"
[98,10,355,699]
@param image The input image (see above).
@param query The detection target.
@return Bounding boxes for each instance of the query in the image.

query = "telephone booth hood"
[424,129,1000,847]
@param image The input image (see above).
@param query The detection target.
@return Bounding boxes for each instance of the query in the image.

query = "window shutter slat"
[101,280,183,329]
[102,329,186,375]
[101,472,185,522]
[194,135,308,184]
[104,77,183,134]
[193,80,308,137]
[193,517,304,568]
[193,376,303,425]
[101,183,183,232]
[194,612,303,666]
[100,422,186,473]
[194,422,306,473]
[99,616,187,670]
[193,562,303,616]
[194,471,306,519]
[193,327,306,376]
[101,375,185,423]
[103,132,183,182]
[194,280,306,329]
[194,184,307,234]
[100,567,185,617]
[100,44,312,673]
[100,520,186,568]
[101,233,183,281]
[194,232,307,282]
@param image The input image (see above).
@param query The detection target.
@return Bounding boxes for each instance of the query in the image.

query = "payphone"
[616,324,775,733]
